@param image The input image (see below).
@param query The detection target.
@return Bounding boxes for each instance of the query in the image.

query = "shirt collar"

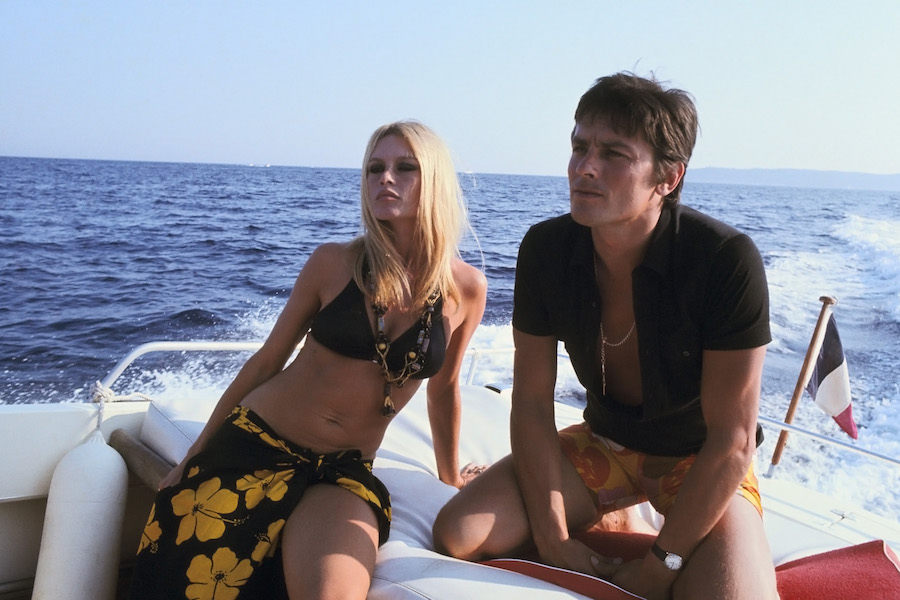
[639,204,676,276]
[568,215,595,272]
[566,205,677,276]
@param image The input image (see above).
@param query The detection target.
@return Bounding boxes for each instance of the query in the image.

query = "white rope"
[90,380,154,431]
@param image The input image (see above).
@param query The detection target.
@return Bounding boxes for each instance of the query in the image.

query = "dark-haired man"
[433,73,778,599]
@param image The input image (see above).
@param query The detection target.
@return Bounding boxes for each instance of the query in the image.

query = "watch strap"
[650,542,684,571]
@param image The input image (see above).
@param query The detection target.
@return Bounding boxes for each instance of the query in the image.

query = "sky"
[2,1,899,177]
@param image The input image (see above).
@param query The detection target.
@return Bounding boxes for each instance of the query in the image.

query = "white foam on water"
[836,213,900,320]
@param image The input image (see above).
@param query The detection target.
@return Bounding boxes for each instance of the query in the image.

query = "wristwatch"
[650,542,684,571]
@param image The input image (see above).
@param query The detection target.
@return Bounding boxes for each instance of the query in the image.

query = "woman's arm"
[158,244,339,488]
[426,262,487,488]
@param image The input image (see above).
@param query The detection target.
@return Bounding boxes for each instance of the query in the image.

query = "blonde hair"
[351,121,466,309]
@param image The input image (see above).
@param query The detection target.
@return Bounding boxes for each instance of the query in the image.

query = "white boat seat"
[132,385,645,598]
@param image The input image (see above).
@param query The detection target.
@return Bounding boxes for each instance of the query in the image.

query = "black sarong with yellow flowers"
[128,406,392,600]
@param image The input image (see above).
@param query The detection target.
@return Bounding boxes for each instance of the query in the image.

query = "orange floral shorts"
[558,422,762,517]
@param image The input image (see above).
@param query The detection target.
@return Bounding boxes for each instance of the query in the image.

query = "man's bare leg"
[433,454,598,560]
[672,496,778,600]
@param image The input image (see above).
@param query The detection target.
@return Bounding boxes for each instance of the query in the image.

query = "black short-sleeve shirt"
[513,205,771,456]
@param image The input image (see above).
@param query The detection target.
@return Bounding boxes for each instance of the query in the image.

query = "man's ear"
[656,162,686,197]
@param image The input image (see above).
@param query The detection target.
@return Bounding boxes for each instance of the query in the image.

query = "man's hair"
[574,72,698,205]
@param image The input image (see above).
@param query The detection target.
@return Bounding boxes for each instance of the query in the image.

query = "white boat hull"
[1,342,898,599]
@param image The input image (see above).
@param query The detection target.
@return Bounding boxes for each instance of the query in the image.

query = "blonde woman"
[129,121,487,599]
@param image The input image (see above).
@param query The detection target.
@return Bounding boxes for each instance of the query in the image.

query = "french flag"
[806,314,858,439]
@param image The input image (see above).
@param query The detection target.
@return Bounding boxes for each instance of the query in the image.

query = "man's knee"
[432,505,480,560]
[431,510,455,556]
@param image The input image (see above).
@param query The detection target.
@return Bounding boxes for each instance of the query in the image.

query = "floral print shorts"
[558,422,762,518]
[128,406,392,600]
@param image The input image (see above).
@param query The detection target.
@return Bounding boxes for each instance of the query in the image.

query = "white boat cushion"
[135,381,900,597]
[139,397,211,466]
[139,384,619,598]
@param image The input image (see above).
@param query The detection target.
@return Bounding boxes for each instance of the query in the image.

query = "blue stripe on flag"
[806,314,844,399]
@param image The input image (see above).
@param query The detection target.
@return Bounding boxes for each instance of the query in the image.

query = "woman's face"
[366,134,422,224]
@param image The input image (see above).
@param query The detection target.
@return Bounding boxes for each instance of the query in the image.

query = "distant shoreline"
[3,155,899,193]
[686,167,900,192]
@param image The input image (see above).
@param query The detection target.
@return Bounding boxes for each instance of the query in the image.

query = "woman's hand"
[157,460,187,490]
[157,447,200,490]
[458,462,488,487]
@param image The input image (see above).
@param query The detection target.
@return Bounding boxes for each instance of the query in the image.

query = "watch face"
[665,554,683,570]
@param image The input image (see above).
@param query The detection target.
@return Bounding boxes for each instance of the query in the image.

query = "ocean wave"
[164,309,224,328]
[836,214,900,320]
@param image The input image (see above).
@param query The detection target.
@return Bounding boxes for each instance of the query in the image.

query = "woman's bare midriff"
[240,338,423,458]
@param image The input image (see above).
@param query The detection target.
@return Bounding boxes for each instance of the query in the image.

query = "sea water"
[2,156,898,519]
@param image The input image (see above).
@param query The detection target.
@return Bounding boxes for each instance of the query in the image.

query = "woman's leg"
[280,484,380,600]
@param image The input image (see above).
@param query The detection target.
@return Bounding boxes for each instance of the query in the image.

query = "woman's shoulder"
[309,240,358,261]
[297,241,358,290]
[451,258,487,302]
[304,241,358,271]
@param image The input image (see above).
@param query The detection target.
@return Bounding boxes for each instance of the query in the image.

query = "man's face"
[567,118,663,230]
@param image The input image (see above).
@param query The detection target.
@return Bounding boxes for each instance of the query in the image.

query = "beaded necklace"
[372,289,441,416]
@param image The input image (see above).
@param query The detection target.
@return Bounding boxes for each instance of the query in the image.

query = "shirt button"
[682,350,691,357]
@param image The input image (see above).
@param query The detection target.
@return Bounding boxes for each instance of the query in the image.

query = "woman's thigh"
[281,483,380,600]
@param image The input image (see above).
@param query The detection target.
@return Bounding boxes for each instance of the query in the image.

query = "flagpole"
[767,296,837,477]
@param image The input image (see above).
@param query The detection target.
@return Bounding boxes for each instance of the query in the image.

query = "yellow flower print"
[336,476,388,519]
[236,469,295,509]
[137,502,162,554]
[232,408,263,435]
[171,478,240,545]
[232,409,310,463]
[251,519,286,562]
[259,431,292,454]
[185,547,253,600]
[187,465,200,479]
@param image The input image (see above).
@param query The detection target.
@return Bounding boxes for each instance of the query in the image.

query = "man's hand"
[544,542,676,600]
[606,556,677,600]
[539,537,619,579]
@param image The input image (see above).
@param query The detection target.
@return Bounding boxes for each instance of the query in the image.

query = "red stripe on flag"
[806,314,858,439]
[832,404,859,440]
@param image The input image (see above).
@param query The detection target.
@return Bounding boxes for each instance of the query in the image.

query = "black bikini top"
[309,278,447,379]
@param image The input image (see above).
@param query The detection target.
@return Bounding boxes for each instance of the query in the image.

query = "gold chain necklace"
[599,320,635,396]
[592,253,636,396]
[372,290,440,416]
